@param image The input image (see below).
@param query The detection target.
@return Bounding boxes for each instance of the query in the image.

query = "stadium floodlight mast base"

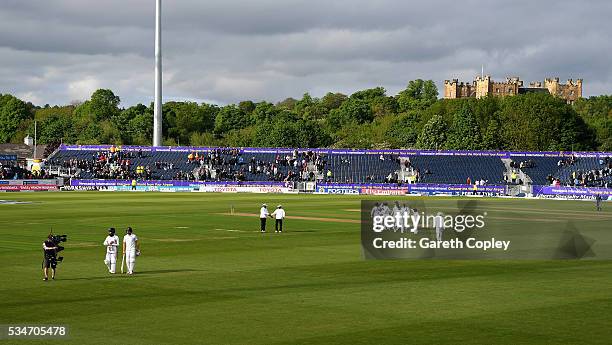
[153,0,163,147]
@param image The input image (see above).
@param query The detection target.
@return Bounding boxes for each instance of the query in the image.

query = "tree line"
[1,80,610,151]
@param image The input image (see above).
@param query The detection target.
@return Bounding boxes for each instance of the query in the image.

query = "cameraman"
[42,234,58,281]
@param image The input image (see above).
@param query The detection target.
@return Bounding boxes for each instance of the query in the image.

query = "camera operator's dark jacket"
[43,240,56,257]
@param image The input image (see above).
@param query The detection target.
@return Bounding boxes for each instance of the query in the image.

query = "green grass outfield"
[1,192,611,345]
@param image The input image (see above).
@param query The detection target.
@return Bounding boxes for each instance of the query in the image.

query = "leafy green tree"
[446,106,482,149]
[557,111,597,151]
[251,102,278,123]
[397,79,438,112]
[89,89,121,121]
[333,122,375,149]
[9,118,34,144]
[0,95,32,143]
[482,118,501,150]
[112,104,148,143]
[295,93,327,120]
[73,101,91,120]
[190,132,217,146]
[98,120,122,145]
[416,115,447,149]
[38,114,76,144]
[321,92,347,111]
[276,97,298,110]
[238,100,256,114]
[295,93,314,114]
[295,119,332,147]
[214,105,251,135]
[574,96,612,150]
[269,121,300,147]
[252,121,276,147]
[371,96,398,118]
[77,122,102,144]
[471,96,500,131]
[338,98,374,124]
[129,111,154,144]
[350,87,386,102]
[34,105,75,122]
[224,127,256,147]
[164,102,217,144]
[350,87,397,117]
[384,113,420,148]
[498,93,595,151]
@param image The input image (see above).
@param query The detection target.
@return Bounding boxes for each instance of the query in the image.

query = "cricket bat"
[121,254,125,273]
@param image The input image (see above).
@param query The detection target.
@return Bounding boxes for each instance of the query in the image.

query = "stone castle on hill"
[443,76,582,104]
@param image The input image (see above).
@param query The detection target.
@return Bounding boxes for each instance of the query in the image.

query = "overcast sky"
[0,0,610,107]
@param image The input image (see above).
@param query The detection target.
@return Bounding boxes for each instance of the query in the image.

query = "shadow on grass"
[137,269,203,275]
[58,269,203,281]
[58,275,120,281]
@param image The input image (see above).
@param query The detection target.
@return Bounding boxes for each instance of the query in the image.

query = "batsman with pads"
[122,227,140,275]
[103,228,120,274]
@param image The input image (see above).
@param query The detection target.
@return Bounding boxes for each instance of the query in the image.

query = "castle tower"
[444,79,459,99]
[563,79,583,104]
[575,79,583,98]
[545,77,560,97]
[544,77,582,104]
[475,75,491,99]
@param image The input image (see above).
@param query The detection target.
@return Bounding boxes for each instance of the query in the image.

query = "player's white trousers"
[105,252,117,273]
[436,227,444,241]
[125,250,136,274]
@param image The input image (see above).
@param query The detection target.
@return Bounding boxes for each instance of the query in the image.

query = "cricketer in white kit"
[103,228,120,274]
[122,227,140,275]
[434,212,445,241]
[270,205,286,233]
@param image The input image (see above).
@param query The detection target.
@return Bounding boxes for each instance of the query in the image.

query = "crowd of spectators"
[511,159,537,169]
[39,146,612,190]
[53,150,141,180]
[557,156,577,167]
[190,149,324,183]
[50,147,196,181]
[385,172,400,183]
[551,157,612,187]
[0,163,54,180]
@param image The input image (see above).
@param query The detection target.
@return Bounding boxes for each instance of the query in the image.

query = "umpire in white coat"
[260,204,269,232]
[270,205,286,233]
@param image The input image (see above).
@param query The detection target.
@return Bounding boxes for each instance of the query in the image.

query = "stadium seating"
[49,149,194,180]
[325,154,399,183]
[553,157,612,187]
[46,148,402,183]
[44,146,612,187]
[509,155,612,187]
[0,164,53,179]
[407,155,505,185]
[509,156,560,185]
